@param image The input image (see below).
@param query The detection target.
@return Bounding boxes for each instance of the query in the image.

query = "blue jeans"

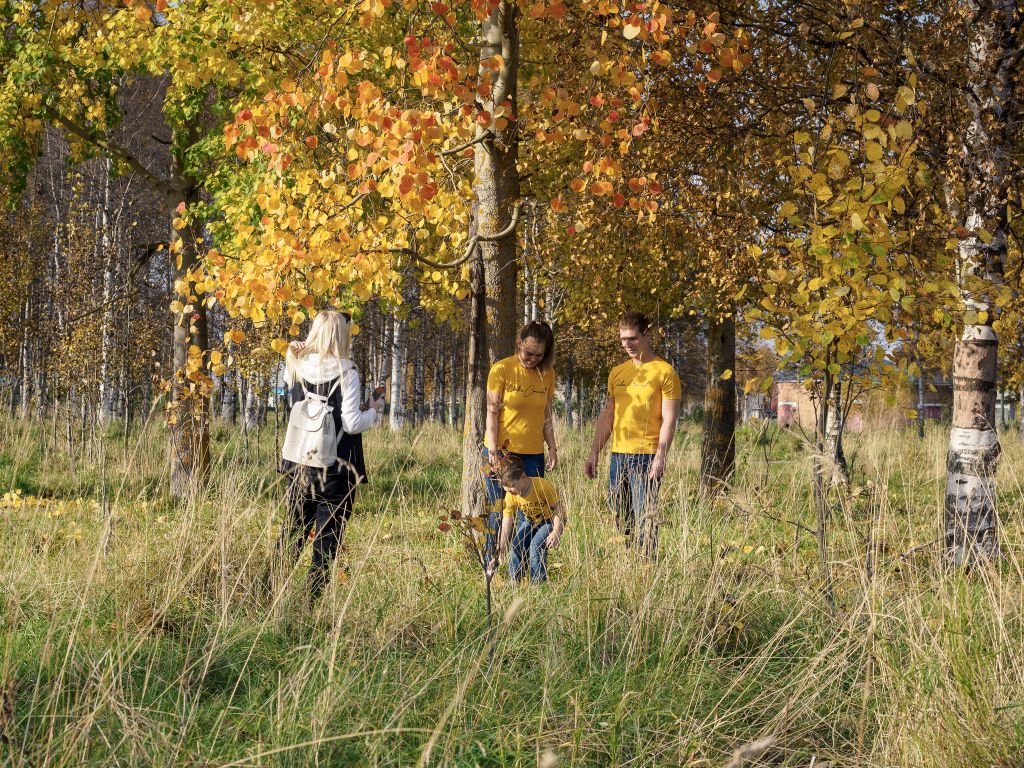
[508,511,553,583]
[483,449,544,565]
[608,452,661,558]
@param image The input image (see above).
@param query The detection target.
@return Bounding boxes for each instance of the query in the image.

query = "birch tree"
[943,0,1022,564]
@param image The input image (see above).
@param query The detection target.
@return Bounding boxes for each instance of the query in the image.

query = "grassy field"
[0,414,1022,767]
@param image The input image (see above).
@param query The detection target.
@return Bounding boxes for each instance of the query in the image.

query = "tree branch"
[440,130,493,156]
[383,236,481,271]
[477,200,524,241]
[47,110,172,197]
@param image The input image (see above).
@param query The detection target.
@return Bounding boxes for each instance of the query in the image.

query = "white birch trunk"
[943,0,1018,564]
[98,160,118,424]
[389,314,405,430]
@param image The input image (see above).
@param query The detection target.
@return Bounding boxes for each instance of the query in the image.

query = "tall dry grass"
[0,415,1021,766]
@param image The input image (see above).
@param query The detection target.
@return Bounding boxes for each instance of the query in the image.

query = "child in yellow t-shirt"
[490,456,564,583]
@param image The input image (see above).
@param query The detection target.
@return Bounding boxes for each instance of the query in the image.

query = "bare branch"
[440,130,493,156]
[47,110,172,197]
[477,200,523,241]
[383,237,481,271]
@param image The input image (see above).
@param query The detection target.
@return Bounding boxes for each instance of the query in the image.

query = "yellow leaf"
[720,369,733,380]
[779,201,797,218]
[623,23,642,40]
[865,142,883,161]
[802,98,816,112]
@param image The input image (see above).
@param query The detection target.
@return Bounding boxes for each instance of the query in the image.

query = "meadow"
[0,415,1021,767]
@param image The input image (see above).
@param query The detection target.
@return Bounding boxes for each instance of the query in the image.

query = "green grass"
[0,415,1022,766]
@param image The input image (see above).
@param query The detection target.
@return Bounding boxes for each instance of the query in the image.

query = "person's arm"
[585,397,614,479]
[339,366,379,434]
[484,362,504,452]
[497,514,514,553]
[545,504,564,549]
[543,399,558,470]
[487,514,513,576]
[485,389,503,452]
[649,398,681,481]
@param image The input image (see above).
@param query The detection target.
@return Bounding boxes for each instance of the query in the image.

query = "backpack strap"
[296,376,341,402]
[325,375,342,401]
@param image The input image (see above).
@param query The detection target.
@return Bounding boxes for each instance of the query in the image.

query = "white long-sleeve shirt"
[286,353,377,434]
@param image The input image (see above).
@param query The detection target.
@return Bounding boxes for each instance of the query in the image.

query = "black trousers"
[281,467,356,598]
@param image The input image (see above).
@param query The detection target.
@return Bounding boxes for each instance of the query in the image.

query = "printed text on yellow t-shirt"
[502,476,560,524]
[608,357,682,454]
[486,355,555,454]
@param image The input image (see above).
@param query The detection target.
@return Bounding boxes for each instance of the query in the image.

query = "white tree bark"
[98,159,118,424]
[944,0,1018,564]
[389,313,405,430]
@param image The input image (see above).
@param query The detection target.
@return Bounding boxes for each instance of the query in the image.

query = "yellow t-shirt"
[487,355,555,455]
[502,476,560,523]
[608,357,682,454]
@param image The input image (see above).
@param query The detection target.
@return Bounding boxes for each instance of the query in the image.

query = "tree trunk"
[389,313,405,430]
[563,356,576,430]
[824,378,849,487]
[944,0,1018,565]
[917,373,925,439]
[243,377,261,433]
[477,0,521,363]
[413,331,425,426]
[460,243,489,517]
[167,146,210,498]
[98,159,118,424]
[813,370,836,609]
[448,336,459,428]
[19,297,31,420]
[434,352,445,422]
[1018,385,1024,441]
[700,314,736,492]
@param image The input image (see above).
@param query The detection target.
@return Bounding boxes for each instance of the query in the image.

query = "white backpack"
[281,378,342,469]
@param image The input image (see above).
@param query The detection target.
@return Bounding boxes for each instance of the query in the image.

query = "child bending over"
[490,455,565,583]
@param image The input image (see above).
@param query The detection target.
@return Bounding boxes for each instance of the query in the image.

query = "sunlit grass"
[0,414,1021,766]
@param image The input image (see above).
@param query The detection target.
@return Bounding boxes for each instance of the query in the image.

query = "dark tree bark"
[700,314,736,492]
[167,143,210,498]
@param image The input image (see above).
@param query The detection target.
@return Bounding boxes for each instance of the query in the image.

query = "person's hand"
[648,454,666,482]
[545,529,561,550]
[289,340,306,353]
[486,557,498,577]
[546,447,558,472]
[369,395,384,413]
[585,453,599,479]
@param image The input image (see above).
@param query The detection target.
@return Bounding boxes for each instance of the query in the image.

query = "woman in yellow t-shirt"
[483,321,557,558]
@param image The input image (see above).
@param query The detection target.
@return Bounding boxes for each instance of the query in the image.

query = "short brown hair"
[495,455,526,485]
[619,312,651,334]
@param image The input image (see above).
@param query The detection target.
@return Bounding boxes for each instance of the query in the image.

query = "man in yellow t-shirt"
[585,312,681,557]
[490,456,564,583]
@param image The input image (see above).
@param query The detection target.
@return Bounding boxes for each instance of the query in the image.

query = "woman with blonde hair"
[280,310,381,598]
